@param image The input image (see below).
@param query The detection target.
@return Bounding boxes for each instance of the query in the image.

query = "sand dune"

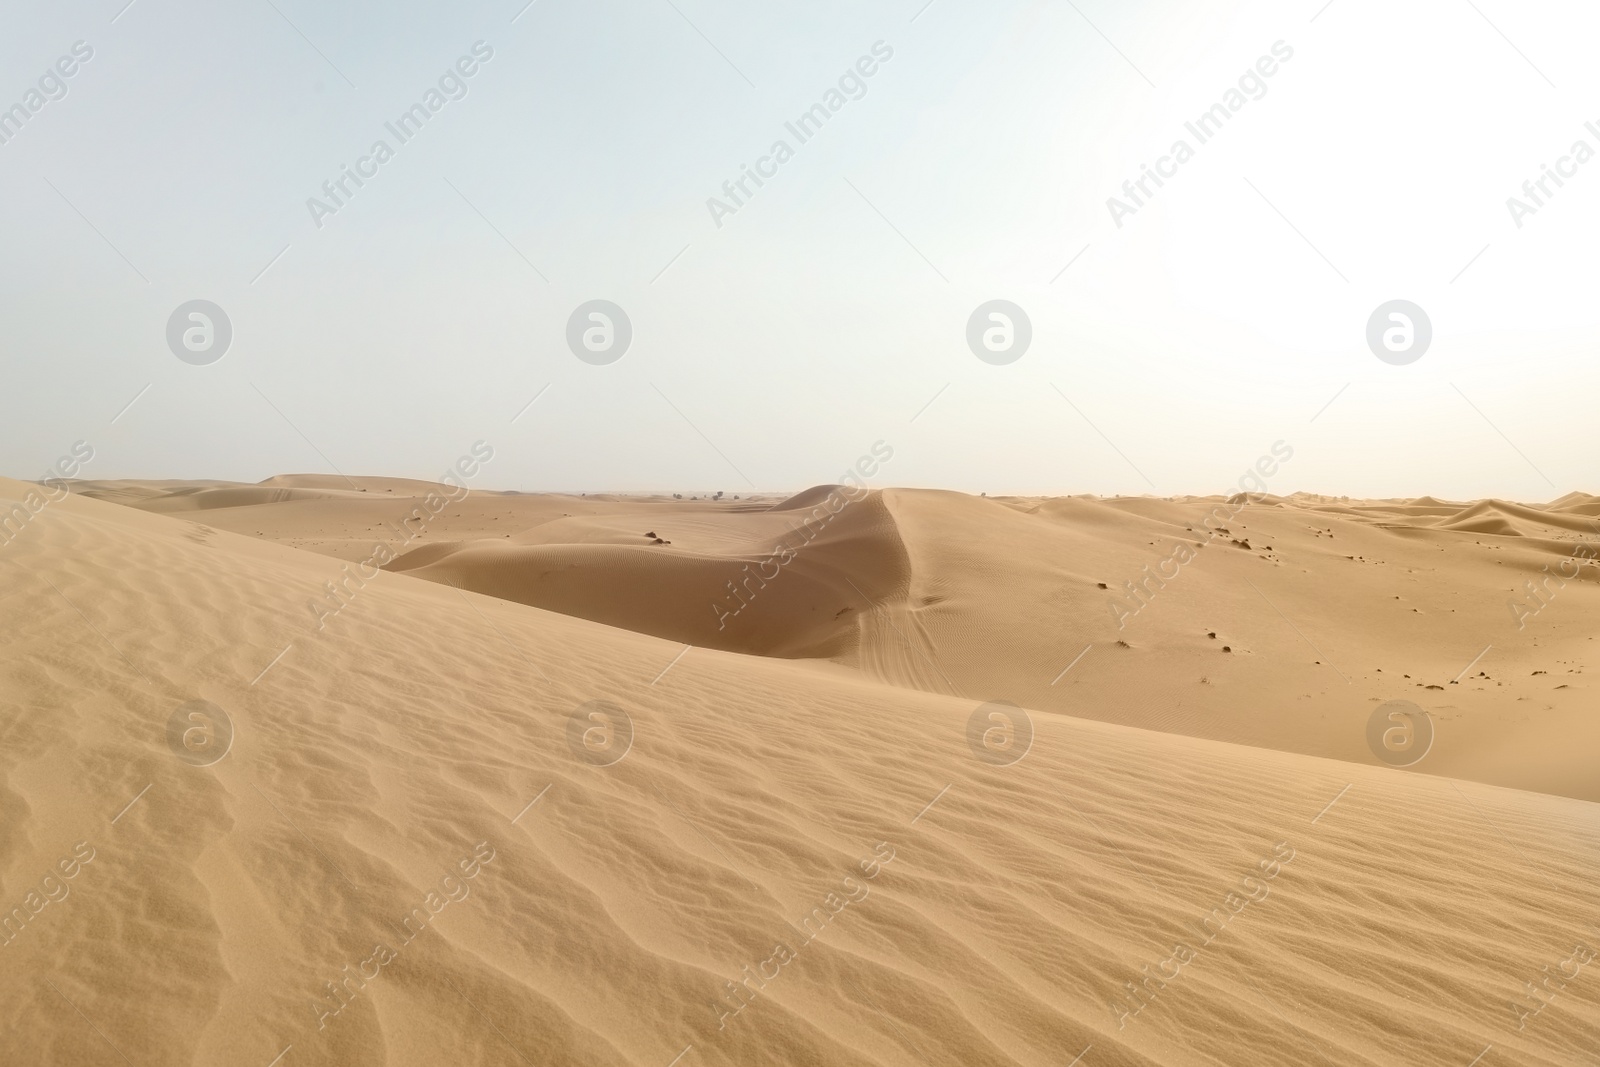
[1432,499,1600,537]
[65,478,1600,804]
[384,485,910,659]
[4,477,1599,1067]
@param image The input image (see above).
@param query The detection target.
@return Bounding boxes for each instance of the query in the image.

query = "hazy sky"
[4,0,1597,499]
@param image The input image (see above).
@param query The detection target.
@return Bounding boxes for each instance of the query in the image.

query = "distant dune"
[72,475,1600,803]
[382,484,910,660]
[6,475,1597,1066]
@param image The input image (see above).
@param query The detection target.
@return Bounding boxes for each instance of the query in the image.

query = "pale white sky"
[3,0,1596,499]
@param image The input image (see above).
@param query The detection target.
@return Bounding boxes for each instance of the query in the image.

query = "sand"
[3,475,1597,1066]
